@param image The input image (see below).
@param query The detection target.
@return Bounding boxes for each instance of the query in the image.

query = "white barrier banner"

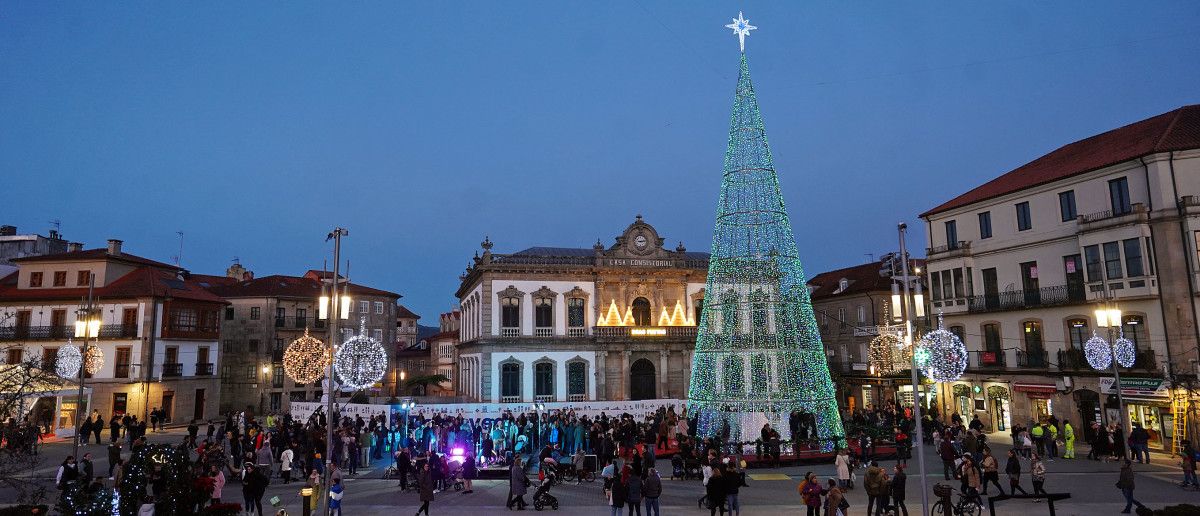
[289,399,687,423]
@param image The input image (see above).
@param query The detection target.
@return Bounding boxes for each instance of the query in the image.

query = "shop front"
[1013,382,1059,424]
[1101,377,1171,449]
[986,385,1011,432]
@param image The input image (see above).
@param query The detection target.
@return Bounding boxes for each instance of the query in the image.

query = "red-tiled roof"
[429,330,458,342]
[395,304,420,320]
[0,268,226,304]
[205,274,400,299]
[189,274,240,288]
[807,260,923,300]
[10,248,180,270]
[922,105,1200,218]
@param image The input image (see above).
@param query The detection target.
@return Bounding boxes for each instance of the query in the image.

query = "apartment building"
[0,240,225,432]
[920,105,1200,449]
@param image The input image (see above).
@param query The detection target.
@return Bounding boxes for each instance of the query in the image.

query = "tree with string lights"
[687,13,844,450]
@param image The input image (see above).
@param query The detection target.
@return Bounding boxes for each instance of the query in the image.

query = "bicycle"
[930,483,981,516]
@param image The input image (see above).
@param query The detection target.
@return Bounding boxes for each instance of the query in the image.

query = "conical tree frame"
[687,53,845,449]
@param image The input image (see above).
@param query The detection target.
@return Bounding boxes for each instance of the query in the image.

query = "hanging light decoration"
[1084,331,1113,370]
[868,332,903,375]
[84,345,104,375]
[334,319,387,389]
[917,313,967,382]
[1114,334,1136,368]
[56,341,82,379]
[283,328,328,384]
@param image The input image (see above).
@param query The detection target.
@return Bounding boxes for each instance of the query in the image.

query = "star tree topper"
[725,11,757,52]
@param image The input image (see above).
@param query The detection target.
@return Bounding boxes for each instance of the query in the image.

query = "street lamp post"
[1095,303,1130,455]
[897,223,930,516]
[399,398,414,449]
[72,277,100,461]
[533,402,546,452]
[259,364,271,413]
[316,227,350,516]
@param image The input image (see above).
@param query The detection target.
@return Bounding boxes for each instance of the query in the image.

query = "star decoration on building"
[725,11,757,52]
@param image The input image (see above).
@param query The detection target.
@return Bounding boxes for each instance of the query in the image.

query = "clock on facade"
[634,235,648,249]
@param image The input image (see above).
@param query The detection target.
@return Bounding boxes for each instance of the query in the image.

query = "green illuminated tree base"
[688,53,844,450]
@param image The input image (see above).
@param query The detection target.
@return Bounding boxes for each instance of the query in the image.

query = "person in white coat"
[280,444,295,484]
[836,449,852,489]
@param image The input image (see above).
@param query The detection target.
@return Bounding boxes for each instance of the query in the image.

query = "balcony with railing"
[500,395,521,403]
[500,327,520,337]
[966,284,1086,313]
[567,327,587,337]
[1016,349,1049,368]
[567,393,587,402]
[972,350,1006,369]
[1079,203,1148,232]
[0,324,138,341]
[1058,348,1087,370]
[1132,349,1157,370]
[534,394,555,403]
[195,363,214,376]
[593,326,698,339]
[534,327,553,337]
[162,363,183,377]
[926,240,972,258]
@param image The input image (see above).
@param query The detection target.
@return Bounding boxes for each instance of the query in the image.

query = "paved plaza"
[11,428,1199,515]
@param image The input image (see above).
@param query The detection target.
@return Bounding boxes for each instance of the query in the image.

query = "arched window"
[1067,318,1089,349]
[724,355,744,394]
[567,361,587,398]
[500,362,521,399]
[534,362,554,399]
[632,297,652,326]
[722,290,739,334]
[501,297,520,330]
[534,298,553,328]
[1122,315,1145,351]
[567,298,585,328]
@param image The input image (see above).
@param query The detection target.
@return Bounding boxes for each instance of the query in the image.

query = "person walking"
[864,460,889,516]
[329,478,345,516]
[241,464,268,516]
[416,462,433,516]
[56,456,79,490]
[836,449,852,488]
[826,478,846,516]
[209,466,225,505]
[726,461,746,516]
[890,465,908,516]
[462,454,477,493]
[799,472,824,516]
[1005,449,1028,495]
[624,465,643,516]
[1181,440,1198,488]
[1117,459,1146,514]
[939,438,957,480]
[396,447,412,491]
[1030,453,1046,501]
[1062,421,1075,459]
[705,466,727,516]
[642,467,662,516]
[979,448,1004,496]
[609,465,627,516]
[508,458,530,510]
[280,443,294,484]
[107,440,121,479]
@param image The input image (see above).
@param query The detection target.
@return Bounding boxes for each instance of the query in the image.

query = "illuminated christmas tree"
[688,13,844,449]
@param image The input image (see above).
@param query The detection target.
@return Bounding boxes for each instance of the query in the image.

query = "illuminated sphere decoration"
[334,320,387,390]
[1114,335,1137,368]
[56,343,82,379]
[868,333,903,375]
[917,316,967,383]
[283,329,329,385]
[83,345,104,375]
[1084,332,1113,370]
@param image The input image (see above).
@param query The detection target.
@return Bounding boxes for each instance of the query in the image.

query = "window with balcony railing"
[195,363,213,376]
[162,363,183,377]
[567,328,586,337]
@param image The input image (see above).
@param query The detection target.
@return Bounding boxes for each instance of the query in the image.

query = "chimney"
[0,226,15,237]
[107,239,123,256]
[67,242,83,252]
[48,229,61,240]
[243,271,254,280]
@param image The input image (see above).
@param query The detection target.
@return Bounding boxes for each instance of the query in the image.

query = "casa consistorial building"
[920,105,1200,451]
[454,216,709,403]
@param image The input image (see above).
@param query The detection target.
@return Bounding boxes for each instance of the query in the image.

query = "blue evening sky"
[3,3,1198,321]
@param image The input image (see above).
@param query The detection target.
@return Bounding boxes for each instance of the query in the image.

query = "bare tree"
[0,311,68,504]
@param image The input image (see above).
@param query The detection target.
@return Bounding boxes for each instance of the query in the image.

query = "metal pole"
[322,228,344,516]
[898,223,930,516]
[1110,327,1130,459]
[72,277,95,461]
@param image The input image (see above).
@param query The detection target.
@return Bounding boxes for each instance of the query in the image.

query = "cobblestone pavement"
[12,428,1200,515]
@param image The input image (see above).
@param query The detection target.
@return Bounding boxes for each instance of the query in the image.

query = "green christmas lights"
[687,52,844,449]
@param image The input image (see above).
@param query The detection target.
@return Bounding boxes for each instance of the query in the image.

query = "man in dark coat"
[507,458,529,510]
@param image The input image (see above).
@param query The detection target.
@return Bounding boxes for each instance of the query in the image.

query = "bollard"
[300,487,313,516]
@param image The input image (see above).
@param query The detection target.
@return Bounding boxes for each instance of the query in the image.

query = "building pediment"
[603,215,671,259]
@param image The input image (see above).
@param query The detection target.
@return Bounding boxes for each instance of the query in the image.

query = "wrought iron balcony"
[967,284,1086,313]
[1132,349,1156,370]
[195,363,214,376]
[1058,348,1087,371]
[972,350,1006,368]
[926,241,971,256]
[162,363,183,377]
[0,324,137,341]
[1016,349,1049,368]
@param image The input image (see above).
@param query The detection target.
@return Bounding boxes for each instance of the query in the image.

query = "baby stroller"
[533,468,560,511]
[448,461,465,492]
[670,455,686,480]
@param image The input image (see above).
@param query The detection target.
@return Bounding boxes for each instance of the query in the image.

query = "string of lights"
[284,328,329,385]
[334,318,387,390]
